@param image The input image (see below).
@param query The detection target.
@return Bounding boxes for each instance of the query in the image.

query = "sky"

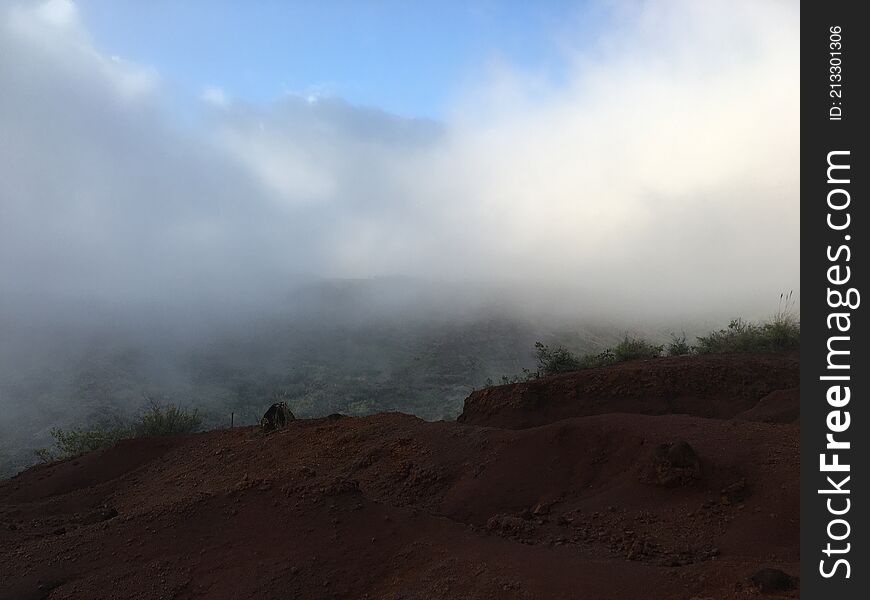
[74,0,599,119]
[0,0,800,324]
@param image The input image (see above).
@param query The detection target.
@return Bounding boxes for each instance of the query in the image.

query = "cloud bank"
[0,0,799,323]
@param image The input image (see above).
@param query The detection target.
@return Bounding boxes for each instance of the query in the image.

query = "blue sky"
[76,0,605,119]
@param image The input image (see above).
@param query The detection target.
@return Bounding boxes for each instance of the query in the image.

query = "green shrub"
[534,342,582,375]
[692,292,800,354]
[136,402,202,437]
[493,368,537,386]
[489,299,799,386]
[666,332,692,356]
[515,337,663,382]
[695,316,800,354]
[612,336,663,362]
[579,348,616,369]
[35,401,203,462]
[761,314,802,350]
[36,425,131,461]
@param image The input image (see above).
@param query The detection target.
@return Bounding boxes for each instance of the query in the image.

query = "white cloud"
[6,0,159,99]
[0,0,799,321]
[34,0,76,27]
[201,85,229,108]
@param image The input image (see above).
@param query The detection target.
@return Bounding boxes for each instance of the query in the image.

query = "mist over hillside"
[1,276,729,476]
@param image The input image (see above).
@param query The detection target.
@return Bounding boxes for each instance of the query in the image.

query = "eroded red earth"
[0,353,799,599]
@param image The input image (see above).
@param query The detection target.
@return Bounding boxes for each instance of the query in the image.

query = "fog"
[2,0,798,312]
[0,0,798,472]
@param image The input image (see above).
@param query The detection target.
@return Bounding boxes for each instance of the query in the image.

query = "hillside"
[0,353,799,599]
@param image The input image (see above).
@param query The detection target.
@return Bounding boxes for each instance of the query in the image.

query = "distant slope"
[0,308,631,477]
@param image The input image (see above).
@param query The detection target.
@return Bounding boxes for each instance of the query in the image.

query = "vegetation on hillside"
[612,336,664,362]
[696,292,799,354]
[486,295,799,386]
[666,332,692,356]
[35,401,201,462]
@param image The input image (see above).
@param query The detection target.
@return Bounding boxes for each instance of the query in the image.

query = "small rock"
[667,441,699,469]
[647,441,701,486]
[532,502,550,516]
[720,478,748,504]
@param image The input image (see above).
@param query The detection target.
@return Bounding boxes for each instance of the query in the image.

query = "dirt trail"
[0,354,799,599]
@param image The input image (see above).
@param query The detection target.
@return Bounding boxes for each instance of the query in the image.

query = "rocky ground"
[0,353,799,599]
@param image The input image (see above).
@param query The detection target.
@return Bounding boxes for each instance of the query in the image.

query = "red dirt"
[0,354,799,599]
[458,353,799,429]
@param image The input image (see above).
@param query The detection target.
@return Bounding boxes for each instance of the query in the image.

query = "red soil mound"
[735,388,799,424]
[0,355,799,599]
[458,353,799,429]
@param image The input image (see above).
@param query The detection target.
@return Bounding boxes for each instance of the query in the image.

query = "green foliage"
[763,314,802,350]
[496,368,538,385]
[534,342,582,375]
[695,316,800,354]
[612,336,664,362]
[695,292,800,354]
[34,402,202,463]
[36,425,131,462]
[666,332,692,356]
[488,336,664,385]
[136,401,202,437]
[33,447,53,464]
[481,296,799,389]
[579,349,616,369]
